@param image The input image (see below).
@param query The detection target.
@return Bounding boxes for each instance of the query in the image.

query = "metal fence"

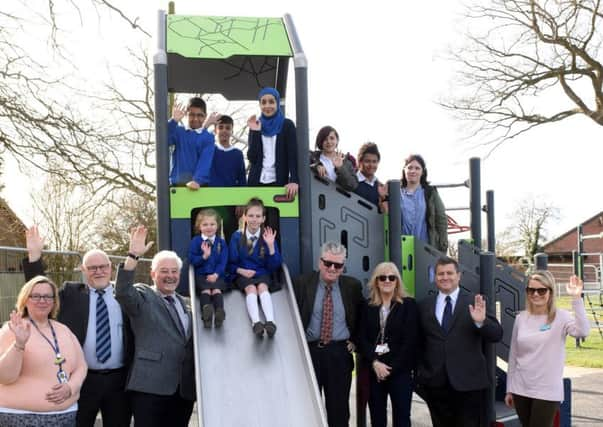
[0,247,152,323]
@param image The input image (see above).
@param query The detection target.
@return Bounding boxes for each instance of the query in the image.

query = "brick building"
[543,211,603,287]
[0,197,26,272]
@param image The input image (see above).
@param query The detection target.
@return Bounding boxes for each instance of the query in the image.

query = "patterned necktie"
[95,289,111,363]
[319,284,333,344]
[441,295,453,334]
[248,235,258,255]
[165,295,185,336]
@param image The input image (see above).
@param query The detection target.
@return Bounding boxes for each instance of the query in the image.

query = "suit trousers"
[421,380,483,427]
[368,370,413,427]
[131,390,194,427]
[309,341,354,427]
[76,368,131,427]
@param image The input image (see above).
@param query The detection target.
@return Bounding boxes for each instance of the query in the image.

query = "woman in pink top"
[0,275,87,427]
[504,271,590,427]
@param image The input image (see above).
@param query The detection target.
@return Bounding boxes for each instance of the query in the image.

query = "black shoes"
[264,321,277,338]
[202,304,214,328]
[252,322,264,337]
[214,307,226,328]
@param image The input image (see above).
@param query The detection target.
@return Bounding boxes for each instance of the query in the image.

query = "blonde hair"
[15,276,60,319]
[194,208,222,237]
[526,270,557,324]
[368,262,406,306]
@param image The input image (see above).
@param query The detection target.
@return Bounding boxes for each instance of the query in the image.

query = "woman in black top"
[358,262,419,427]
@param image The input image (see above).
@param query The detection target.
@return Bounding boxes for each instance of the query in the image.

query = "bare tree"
[442,0,603,153]
[505,196,559,259]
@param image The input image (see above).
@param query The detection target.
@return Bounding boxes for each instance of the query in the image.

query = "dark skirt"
[194,276,227,292]
[234,274,274,291]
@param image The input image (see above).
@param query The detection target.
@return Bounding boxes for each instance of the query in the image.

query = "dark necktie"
[165,295,185,336]
[319,285,333,344]
[95,289,111,363]
[204,239,213,248]
[248,235,258,254]
[441,295,452,334]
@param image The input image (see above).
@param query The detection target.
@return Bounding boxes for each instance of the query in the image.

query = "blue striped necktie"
[96,289,111,363]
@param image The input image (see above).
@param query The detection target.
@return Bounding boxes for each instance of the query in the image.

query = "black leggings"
[512,393,559,427]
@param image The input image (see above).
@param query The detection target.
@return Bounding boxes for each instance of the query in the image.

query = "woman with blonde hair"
[358,262,419,427]
[505,271,589,427]
[0,275,87,426]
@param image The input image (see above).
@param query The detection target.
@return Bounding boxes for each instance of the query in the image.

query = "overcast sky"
[4,0,602,246]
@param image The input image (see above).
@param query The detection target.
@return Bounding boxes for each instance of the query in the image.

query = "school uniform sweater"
[168,119,215,185]
[188,236,228,277]
[228,231,282,277]
[209,145,247,187]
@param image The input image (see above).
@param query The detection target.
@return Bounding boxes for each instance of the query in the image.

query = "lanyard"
[378,303,393,344]
[29,319,68,383]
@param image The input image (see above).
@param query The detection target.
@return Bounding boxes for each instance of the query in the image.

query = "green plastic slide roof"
[167,15,293,59]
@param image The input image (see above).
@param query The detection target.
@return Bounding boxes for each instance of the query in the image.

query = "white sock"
[259,291,274,322]
[245,294,260,324]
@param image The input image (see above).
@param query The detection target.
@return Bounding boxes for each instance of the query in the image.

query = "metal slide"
[189,265,328,427]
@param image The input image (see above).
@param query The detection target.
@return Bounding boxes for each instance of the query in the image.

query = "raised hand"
[201,241,212,260]
[25,225,45,262]
[469,294,486,323]
[332,152,344,169]
[128,225,154,258]
[203,112,221,129]
[247,115,261,131]
[8,310,30,349]
[566,275,583,298]
[172,102,186,122]
[263,226,277,250]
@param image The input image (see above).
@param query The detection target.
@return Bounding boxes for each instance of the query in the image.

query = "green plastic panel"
[170,187,299,219]
[401,235,415,297]
[167,16,293,59]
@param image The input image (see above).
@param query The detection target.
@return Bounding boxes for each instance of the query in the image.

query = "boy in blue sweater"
[169,97,220,189]
[209,115,247,187]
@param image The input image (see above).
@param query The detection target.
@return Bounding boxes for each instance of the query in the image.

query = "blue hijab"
[258,87,285,137]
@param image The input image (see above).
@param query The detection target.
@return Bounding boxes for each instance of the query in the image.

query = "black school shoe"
[252,322,264,338]
[214,307,226,328]
[202,304,214,328]
[264,321,277,338]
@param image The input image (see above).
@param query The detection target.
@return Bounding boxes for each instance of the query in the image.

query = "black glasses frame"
[320,258,344,269]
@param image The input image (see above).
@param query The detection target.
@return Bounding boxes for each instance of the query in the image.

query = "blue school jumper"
[188,235,228,278]
[209,146,247,187]
[228,231,282,277]
[168,119,215,185]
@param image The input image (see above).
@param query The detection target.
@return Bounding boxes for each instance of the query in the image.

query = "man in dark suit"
[22,226,132,427]
[416,256,503,427]
[115,225,195,427]
[293,241,364,427]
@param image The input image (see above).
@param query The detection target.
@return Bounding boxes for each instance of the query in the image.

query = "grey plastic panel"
[189,265,327,427]
[458,240,527,362]
[310,176,385,295]
[414,239,479,301]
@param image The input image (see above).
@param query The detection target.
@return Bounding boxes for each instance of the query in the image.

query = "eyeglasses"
[526,287,549,296]
[377,275,397,282]
[321,258,344,270]
[85,264,111,272]
[29,294,55,302]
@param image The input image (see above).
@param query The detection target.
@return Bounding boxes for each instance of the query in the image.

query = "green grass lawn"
[558,296,603,368]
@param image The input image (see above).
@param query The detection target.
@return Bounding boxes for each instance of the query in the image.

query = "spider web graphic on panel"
[168,16,286,86]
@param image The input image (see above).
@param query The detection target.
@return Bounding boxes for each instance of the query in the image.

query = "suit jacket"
[416,289,503,391]
[247,118,299,186]
[293,271,363,344]
[22,257,134,366]
[114,266,195,400]
[358,297,419,376]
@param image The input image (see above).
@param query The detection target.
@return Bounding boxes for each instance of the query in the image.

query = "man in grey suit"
[416,256,503,427]
[115,225,195,427]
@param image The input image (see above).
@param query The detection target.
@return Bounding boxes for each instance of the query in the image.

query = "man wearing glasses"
[293,241,363,427]
[22,226,132,427]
